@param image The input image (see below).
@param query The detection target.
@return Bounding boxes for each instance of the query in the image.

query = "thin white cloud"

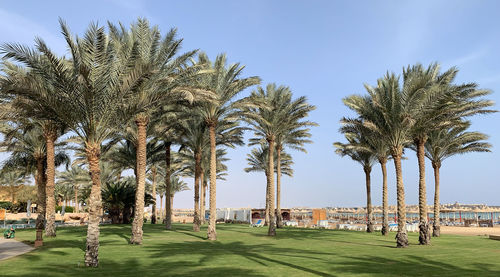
[0,8,66,55]
[443,46,489,69]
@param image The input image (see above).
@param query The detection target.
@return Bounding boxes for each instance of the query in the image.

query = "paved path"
[0,237,34,261]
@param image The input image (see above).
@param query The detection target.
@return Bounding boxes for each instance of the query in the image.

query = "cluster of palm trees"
[0,18,315,267]
[334,63,495,247]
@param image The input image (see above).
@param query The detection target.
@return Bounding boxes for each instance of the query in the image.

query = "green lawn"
[1,224,499,276]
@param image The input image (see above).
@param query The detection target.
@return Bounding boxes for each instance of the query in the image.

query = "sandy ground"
[440,226,500,236]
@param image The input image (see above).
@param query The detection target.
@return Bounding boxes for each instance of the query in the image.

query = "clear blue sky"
[1,0,499,208]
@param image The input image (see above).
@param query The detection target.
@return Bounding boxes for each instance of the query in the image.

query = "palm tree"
[343,74,412,247]
[404,63,496,244]
[194,52,260,240]
[179,118,208,232]
[178,146,229,225]
[0,62,68,237]
[402,63,462,245]
[242,83,314,236]
[1,20,150,266]
[0,120,68,244]
[0,122,46,240]
[338,119,391,234]
[334,129,377,232]
[150,108,186,230]
[0,169,27,203]
[244,146,293,225]
[423,122,491,236]
[274,115,315,228]
[108,18,200,245]
[169,175,189,213]
[56,165,90,213]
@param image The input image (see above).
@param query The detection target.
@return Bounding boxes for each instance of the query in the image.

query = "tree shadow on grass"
[229,226,396,249]
[146,240,336,276]
[335,254,500,277]
[3,258,268,277]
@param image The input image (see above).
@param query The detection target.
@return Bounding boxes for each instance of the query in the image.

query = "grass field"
[1,224,499,276]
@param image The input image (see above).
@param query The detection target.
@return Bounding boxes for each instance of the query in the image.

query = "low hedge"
[56,206,74,213]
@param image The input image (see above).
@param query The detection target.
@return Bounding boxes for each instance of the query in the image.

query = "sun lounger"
[250,219,264,227]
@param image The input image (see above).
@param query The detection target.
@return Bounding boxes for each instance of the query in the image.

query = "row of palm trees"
[0,18,315,267]
[334,63,495,247]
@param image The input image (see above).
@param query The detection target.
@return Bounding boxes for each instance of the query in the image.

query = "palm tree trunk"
[393,150,408,248]
[380,158,389,236]
[207,124,217,240]
[165,142,172,230]
[159,194,163,223]
[151,166,157,224]
[267,138,276,236]
[264,171,269,226]
[276,146,283,228]
[200,171,205,224]
[170,195,174,223]
[416,139,430,245]
[74,185,79,213]
[84,143,103,267]
[193,151,201,232]
[44,131,57,237]
[35,157,45,247]
[432,161,441,237]
[131,115,148,244]
[364,165,373,233]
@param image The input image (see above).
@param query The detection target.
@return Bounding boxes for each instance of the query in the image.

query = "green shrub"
[56,206,74,213]
[0,201,13,210]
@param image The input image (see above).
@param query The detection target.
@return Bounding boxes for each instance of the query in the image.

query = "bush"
[11,202,28,213]
[0,201,13,210]
[56,206,74,213]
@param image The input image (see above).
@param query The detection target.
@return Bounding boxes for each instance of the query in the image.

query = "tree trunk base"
[207,225,217,241]
[432,224,440,237]
[130,227,143,245]
[268,222,276,236]
[381,224,389,236]
[151,215,156,224]
[34,229,43,247]
[276,213,283,229]
[193,219,201,232]
[396,231,408,248]
[85,241,99,267]
[165,222,172,230]
[366,222,374,233]
[419,221,431,245]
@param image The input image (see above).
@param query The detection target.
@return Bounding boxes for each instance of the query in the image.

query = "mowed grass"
[1,223,499,277]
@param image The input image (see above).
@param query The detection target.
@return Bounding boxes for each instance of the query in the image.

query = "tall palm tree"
[274,116,315,228]
[0,62,68,237]
[1,20,150,266]
[404,63,496,244]
[334,129,377,232]
[178,117,208,232]
[423,122,491,236]
[194,52,260,240]
[338,119,393,234]
[108,18,199,244]
[178,146,229,225]
[150,107,187,230]
[343,74,412,247]
[242,84,314,236]
[245,146,293,224]
[0,122,46,241]
[402,63,462,245]
[0,120,68,244]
